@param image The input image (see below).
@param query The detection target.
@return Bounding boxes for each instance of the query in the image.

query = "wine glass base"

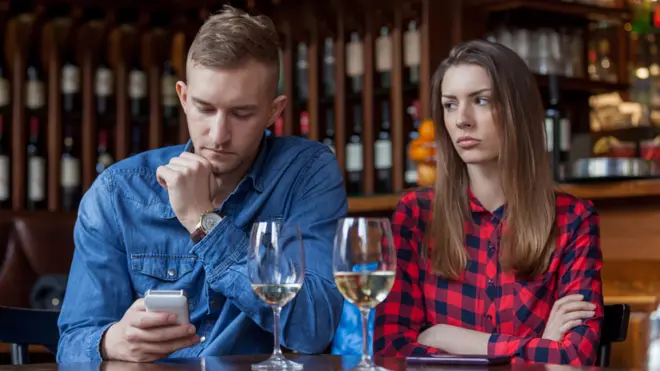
[347,359,391,371]
[348,367,391,371]
[251,355,303,370]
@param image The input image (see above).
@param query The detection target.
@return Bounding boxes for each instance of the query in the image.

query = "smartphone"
[144,289,190,325]
[406,354,512,366]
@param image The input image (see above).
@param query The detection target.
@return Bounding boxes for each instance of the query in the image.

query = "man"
[57,6,346,363]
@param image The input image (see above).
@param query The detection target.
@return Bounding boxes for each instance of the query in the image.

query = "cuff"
[487,333,518,357]
[190,218,247,279]
[89,322,117,361]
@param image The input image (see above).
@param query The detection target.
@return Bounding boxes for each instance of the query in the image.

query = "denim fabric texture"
[57,133,348,363]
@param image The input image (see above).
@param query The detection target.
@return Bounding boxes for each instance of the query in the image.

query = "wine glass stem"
[360,308,373,366]
[272,306,283,357]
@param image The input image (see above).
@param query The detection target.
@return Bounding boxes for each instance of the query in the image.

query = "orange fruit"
[417,163,436,187]
[408,138,434,161]
[419,119,435,141]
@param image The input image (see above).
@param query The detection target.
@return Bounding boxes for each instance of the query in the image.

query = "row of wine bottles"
[0,98,425,210]
[0,5,427,211]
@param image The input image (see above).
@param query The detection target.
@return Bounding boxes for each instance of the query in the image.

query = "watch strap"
[190,222,207,243]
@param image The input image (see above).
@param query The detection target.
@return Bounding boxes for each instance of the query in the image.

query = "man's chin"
[210,162,240,176]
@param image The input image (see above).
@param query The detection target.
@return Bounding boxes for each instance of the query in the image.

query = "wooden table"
[0,355,624,371]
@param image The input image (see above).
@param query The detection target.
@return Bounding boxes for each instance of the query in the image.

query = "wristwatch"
[190,210,223,243]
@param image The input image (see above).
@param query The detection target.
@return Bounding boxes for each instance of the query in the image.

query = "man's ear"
[176,81,188,114]
[267,95,288,128]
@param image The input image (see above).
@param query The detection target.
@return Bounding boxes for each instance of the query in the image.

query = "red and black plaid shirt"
[374,187,604,365]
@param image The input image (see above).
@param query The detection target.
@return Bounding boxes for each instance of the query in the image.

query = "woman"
[373,39,603,366]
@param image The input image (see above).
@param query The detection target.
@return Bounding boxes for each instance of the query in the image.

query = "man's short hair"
[187,5,281,93]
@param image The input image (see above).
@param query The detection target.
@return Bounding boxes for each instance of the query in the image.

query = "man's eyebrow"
[190,97,214,106]
[190,97,258,111]
[233,105,259,111]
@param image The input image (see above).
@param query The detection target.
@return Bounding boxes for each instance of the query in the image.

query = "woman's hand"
[418,324,489,355]
[542,294,596,341]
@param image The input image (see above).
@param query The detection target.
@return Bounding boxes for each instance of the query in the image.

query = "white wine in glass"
[248,220,305,370]
[333,217,396,371]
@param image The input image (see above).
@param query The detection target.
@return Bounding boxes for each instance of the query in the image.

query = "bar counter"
[0,355,628,371]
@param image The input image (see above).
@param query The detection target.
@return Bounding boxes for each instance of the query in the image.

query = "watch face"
[201,212,222,233]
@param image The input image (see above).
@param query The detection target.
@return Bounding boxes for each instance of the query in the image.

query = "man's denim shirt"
[56,133,348,363]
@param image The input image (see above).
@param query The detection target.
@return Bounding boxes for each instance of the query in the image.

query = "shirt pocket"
[510,272,555,336]
[130,254,198,296]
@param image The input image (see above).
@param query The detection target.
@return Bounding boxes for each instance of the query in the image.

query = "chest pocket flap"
[131,254,196,281]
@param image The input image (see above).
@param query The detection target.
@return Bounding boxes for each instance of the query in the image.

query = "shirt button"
[486,314,493,320]
[200,336,206,343]
[167,269,176,277]
[488,279,494,286]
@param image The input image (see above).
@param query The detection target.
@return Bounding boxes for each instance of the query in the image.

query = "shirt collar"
[243,133,270,193]
[468,188,506,222]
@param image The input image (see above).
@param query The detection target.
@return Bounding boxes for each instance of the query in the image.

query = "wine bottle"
[0,117,9,209]
[375,26,392,90]
[346,32,364,95]
[345,105,363,195]
[322,37,335,98]
[61,48,81,121]
[273,116,283,137]
[96,129,114,175]
[300,111,309,139]
[545,75,570,181]
[403,20,420,86]
[130,126,142,157]
[0,52,10,209]
[25,47,47,211]
[375,101,393,193]
[60,125,81,211]
[322,107,335,154]
[95,51,115,128]
[162,60,179,147]
[128,55,148,155]
[296,42,308,102]
[161,60,178,126]
[404,100,421,188]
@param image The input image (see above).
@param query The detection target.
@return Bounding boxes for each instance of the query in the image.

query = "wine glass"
[333,217,396,371]
[248,219,305,370]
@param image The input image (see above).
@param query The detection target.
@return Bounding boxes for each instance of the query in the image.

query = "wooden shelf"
[557,178,660,200]
[467,0,631,22]
[0,344,49,354]
[535,74,628,95]
[348,194,403,213]
[347,178,660,213]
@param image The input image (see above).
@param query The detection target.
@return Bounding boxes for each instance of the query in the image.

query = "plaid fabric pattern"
[374,188,604,365]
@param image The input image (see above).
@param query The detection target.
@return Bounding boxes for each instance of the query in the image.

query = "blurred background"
[0,0,659,367]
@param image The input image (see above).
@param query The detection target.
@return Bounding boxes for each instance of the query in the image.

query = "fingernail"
[188,325,196,334]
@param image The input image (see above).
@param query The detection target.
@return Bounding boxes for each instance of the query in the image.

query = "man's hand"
[101,299,199,362]
[542,294,596,341]
[156,152,216,233]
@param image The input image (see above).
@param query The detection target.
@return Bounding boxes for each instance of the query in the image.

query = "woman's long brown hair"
[428,40,557,280]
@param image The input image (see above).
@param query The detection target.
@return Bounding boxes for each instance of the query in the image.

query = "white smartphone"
[144,289,190,325]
